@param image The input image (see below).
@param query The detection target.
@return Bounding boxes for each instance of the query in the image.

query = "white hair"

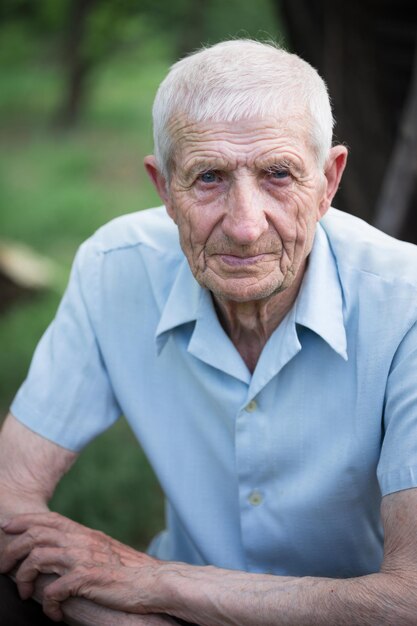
[152,39,334,178]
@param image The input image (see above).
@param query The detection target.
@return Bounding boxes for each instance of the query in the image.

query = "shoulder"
[74,205,183,281]
[321,209,417,369]
[321,208,417,289]
[85,206,180,256]
[68,207,183,313]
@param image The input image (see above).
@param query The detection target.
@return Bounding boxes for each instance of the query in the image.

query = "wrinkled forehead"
[167,115,316,171]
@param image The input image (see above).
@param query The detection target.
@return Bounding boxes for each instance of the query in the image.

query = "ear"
[144,155,175,219]
[319,145,348,217]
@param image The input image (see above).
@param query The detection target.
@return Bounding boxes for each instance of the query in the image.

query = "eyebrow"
[255,157,305,176]
[184,158,230,180]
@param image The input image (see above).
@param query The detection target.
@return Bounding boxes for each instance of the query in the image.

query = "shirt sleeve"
[377,319,417,496]
[10,239,121,452]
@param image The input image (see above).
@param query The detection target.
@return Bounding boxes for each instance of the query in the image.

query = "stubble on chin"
[195,259,293,303]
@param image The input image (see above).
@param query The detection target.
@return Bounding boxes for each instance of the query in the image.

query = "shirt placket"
[235,313,302,572]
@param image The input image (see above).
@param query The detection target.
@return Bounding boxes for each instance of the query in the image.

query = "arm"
[4,487,417,625]
[156,489,417,625]
[0,413,76,517]
[0,413,177,626]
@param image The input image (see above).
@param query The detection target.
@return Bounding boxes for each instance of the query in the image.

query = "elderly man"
[1,39,417,626]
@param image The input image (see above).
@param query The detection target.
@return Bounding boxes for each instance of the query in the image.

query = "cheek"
[176,193,221,242]
[269,188,320,258]
[172,201,217,272]
[179,212,213,251]
[271,192,309,237]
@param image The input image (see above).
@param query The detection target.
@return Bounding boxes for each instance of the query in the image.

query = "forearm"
[157,562,417,626]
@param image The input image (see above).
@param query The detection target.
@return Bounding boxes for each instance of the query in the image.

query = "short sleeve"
[10,240,121,451]
[377,319,417,496]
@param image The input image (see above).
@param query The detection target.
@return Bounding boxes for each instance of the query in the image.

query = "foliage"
[0,41,165,548]
[0,0,282,69]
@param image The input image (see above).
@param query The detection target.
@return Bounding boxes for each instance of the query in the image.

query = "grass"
[0,40,167,549]
[51,418,165,551]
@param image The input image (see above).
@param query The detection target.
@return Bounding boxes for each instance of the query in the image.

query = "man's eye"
[268,168,290,180]
[199,171,219,184]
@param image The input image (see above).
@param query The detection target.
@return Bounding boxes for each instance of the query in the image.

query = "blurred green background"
[0,0,284,550]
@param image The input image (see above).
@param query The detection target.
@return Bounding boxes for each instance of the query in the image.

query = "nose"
[221,177,269,245]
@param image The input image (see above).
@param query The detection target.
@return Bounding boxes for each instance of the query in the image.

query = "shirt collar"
[155,221,348,361]
[155,258,202,354]
[295,221,348,360]
[155,258,251,381]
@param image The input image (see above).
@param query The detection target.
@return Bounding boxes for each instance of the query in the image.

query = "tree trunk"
[374,43,417,236]
[175,0,208,59]
[55,0,97,128]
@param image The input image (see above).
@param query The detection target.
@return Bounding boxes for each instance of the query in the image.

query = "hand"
[0,512,165,622]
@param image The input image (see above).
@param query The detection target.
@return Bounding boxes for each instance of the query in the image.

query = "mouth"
[218,253,268,267]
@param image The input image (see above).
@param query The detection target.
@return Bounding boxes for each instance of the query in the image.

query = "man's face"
[156,118,334,303]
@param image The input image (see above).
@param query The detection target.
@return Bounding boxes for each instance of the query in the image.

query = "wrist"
[156,561,220,624]
[155,561,197,619]
[0,486,49,520]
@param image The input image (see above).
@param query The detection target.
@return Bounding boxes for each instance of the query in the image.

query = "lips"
[218,253,268,267]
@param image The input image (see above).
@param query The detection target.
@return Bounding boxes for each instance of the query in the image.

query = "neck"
[213,265,305,373]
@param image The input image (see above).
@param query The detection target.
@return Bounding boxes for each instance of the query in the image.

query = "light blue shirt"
[11,207,417,578]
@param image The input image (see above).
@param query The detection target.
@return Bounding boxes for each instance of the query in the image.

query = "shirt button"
[248,490,263,506]
[245,400,257,413]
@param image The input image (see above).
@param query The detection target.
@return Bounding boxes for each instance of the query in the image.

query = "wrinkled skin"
[146,118,346,305]
[0,513,167,622]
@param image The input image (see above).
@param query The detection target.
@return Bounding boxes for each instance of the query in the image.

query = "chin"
[207,279,286,303]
